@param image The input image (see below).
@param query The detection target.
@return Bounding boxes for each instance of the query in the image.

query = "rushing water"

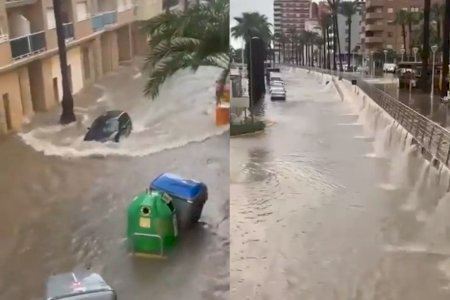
[0,61,229,299]
[19,64,227,157]
[231,67,450,299]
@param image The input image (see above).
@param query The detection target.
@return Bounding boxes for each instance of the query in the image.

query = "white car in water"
[270,86,286,101]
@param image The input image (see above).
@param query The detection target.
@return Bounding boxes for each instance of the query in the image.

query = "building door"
[53,77,59,103]
[2,94,12,131]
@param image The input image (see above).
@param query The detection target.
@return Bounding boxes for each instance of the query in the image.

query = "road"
[231,68,450,299]
[0,60,229,299]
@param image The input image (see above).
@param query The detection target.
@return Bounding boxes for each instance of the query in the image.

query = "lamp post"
[413,47,419,62]
[383,49,388,64]
[431,44,438,98]
[400,48,405,62]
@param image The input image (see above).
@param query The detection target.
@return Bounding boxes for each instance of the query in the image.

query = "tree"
[420,0,431,92]
[395,10,408,58]
[339,0,358,71]
[441,0,450,98]
[144,0,229,98]
[319,12,332,69]
[431,3,444,46]
[327,0,343,71]
[405,11,421,58]
[53,0,76,124]
[287,27,297,63]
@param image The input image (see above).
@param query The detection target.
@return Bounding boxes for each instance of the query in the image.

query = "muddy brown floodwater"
[231,68,450,300]
[0,60,229,300]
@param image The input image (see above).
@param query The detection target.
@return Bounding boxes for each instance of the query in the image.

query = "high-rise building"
[364,0,443,55]
[0,0,162,136]
[274,0,311,37]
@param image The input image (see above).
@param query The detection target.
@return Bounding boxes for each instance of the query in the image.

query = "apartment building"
[274,0,311,36]
[0,0,162,135]
[364,0,443,54]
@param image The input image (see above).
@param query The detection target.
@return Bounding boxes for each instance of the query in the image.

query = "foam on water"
[19,67,228,157]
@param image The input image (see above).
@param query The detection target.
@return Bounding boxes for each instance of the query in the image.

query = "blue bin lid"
[150,173,205,202]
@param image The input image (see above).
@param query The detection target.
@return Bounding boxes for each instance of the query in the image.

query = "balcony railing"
[91,10,118,32]
[10,31,46,60]
[63,22,74,41]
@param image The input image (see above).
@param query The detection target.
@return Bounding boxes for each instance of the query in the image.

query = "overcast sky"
[230,0,321,48]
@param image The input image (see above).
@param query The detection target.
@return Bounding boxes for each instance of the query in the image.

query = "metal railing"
[305,66,450,167]
[91,10,118,32]
[10,31,46,60]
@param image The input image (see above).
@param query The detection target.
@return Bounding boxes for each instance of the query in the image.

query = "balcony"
[5,0,37,8]
[365,36,383,44]
[10,31,46,60]
[365,24,384,32]
[366,0,384,8]
[366,12,384,20]
[92,11,118,32]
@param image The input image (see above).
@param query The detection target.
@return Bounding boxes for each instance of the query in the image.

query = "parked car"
[84,110,132,143]
[383,63,396,73]
[270,86,286,101]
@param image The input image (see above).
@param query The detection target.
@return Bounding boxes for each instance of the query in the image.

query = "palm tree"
[279,33,289,63]
[144,0,229,98]
[287,27,297,63]
[327,0,343,71]
[319,12,332,69]
[53,0,75,124]
[441,0,450,98]
[395,10,408,58]
[431,3,444,46]
[420,0,431,92]
[231,12,272,46]
[405,11,421,59]
[339,0,358,71]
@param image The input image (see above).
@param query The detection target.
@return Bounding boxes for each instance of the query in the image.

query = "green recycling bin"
[127,190,178,258]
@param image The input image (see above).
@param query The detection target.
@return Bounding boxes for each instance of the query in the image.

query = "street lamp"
[413,47,419,62]
[400,48,405,62]
[383,49,388,65]
[431,44,439,98]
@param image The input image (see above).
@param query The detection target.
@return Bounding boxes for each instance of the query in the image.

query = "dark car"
[84,110,132,142]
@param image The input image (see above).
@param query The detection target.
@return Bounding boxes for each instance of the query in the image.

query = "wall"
[50,46,84,102]
[0,71,23,133]
[136,0,162,21]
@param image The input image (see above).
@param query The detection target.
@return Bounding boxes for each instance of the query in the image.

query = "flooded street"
[0,60,229,299]
[231,68,450,299]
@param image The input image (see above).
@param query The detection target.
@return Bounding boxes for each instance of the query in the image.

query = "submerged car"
[46,271,117,300]
[84,110,132,142]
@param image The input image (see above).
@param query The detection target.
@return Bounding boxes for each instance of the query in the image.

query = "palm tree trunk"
[322,27,327,68]
[347,17,351,70]
[334,13,343,71]
[441,0,450,98]
[53,0,76,124]
[408,21,413,59]
[183,0,188,11]
[402,24,407,57]
[333,21,337,70]
[421,0,431,92]
[326,27,331,69]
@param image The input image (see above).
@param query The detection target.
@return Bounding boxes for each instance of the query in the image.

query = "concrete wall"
[0,71,23,133]
[17,66,33,117]
[135,0,162,21]
[50,46,84,102]
[117,24,132,61]
[8,13,31,37]
[101,30,119,73]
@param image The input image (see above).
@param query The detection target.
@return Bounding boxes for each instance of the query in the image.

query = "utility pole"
[53,0,76,124]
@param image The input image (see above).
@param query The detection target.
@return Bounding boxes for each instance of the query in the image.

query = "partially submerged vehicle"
[270,86,286,101]
[84,111,132,143]
[46,271,116,300]
[397,62,422,89]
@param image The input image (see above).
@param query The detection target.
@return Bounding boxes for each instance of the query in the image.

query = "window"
[47,7,55,29]
[76,1,89,21]
[387,8,394,13]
